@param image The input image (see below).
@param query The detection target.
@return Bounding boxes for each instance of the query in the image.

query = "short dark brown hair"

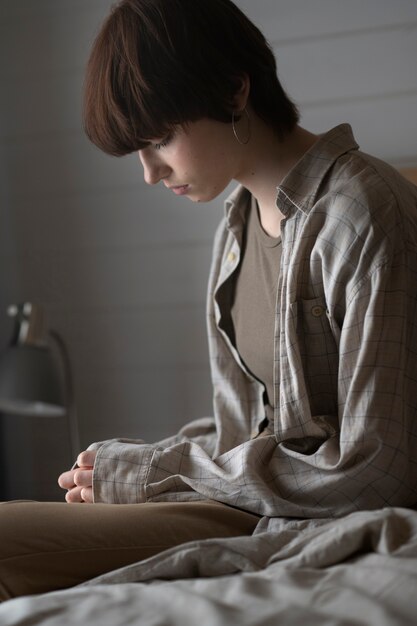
[84,0,299,156]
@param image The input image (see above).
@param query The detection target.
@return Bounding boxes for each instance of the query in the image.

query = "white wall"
[0,0,416,499]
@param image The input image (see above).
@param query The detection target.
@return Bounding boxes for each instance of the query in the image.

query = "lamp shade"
[0,344,66,417]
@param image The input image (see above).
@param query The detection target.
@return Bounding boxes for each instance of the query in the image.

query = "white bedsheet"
[1,507,416,625]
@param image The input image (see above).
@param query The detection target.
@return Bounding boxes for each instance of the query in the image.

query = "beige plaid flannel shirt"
[91,124,417,517]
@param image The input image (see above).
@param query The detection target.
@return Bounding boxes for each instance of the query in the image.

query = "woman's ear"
[232,73,250,111]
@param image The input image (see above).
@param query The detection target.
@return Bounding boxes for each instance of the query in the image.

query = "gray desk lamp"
[0,303,79,459]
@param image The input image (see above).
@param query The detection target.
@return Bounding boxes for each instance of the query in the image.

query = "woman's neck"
[236,121,318,237]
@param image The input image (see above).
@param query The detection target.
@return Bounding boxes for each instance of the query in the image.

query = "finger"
[73,469,93,488]
[77,450,97,468]
[65,486,84,503]
[81,487,94,503]
[58,469,76,490]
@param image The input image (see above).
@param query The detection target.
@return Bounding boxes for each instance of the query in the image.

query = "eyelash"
[154,134,172,150]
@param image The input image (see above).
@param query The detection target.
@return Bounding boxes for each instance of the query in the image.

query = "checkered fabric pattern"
[92,124,417,518]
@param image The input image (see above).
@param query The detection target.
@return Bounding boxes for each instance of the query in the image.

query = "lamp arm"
[49,330,80,461]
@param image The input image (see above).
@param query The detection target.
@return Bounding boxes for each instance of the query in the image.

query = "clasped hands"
[58,450,97,503]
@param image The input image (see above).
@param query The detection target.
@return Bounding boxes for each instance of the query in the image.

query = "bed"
[0,506,416,625]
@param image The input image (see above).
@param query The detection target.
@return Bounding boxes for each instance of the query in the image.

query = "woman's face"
[138,117,242,202]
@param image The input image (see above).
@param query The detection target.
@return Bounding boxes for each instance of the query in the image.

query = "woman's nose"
[138,149,170,185]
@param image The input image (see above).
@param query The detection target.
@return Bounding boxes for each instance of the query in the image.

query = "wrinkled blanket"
[1,507,416,625]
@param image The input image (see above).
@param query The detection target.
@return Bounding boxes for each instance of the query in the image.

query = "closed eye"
[154,132,173,150]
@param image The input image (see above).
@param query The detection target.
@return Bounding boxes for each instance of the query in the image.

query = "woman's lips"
[167,184,189,196]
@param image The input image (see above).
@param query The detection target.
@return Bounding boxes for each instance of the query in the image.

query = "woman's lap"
[0,499,259,600]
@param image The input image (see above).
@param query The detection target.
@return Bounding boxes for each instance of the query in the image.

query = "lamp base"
[0,412,72,502]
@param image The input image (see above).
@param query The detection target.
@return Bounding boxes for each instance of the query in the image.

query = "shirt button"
[227,251,237,263]
[311,305,325,317]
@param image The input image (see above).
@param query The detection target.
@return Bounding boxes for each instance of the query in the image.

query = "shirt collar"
[224,123,359,227]
[224,185,251,233]
[276,123,359,215]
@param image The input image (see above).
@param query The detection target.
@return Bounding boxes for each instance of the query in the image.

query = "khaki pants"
[0,500,260,601]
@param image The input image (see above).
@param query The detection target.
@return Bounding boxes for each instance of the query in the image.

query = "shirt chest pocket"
[291,297,340,414]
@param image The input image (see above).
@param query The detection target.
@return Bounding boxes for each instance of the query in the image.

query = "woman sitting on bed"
[1,0,417,601]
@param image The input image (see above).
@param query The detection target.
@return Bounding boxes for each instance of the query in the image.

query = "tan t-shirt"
[230,195,282,428]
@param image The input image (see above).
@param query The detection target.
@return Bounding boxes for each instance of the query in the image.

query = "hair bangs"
[83,4,181,155]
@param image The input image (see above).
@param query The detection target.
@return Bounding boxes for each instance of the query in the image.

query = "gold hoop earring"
[232,108,251,145]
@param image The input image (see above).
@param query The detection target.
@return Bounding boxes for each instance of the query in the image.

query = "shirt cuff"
[92,440,155,503]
